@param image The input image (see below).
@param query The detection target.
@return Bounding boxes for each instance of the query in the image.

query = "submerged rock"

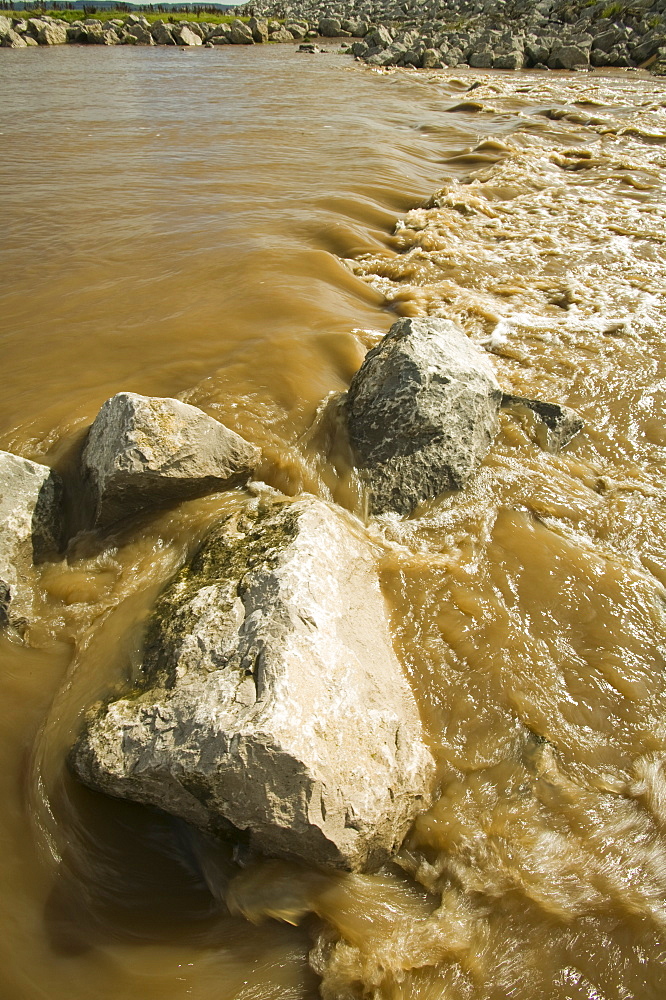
[0,451,62,628]
[501,394,584,452]
[346,317,502,516]
[70,496,435,872]
[82,392,260,528]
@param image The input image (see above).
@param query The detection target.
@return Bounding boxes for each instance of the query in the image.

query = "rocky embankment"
[1,0,664,72]
[237,0,666,70]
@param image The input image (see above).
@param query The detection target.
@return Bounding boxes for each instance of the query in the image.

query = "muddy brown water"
[1,44,666,1000]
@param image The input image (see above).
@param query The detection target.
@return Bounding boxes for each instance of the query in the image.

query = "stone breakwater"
[0,12,315,48]
[1,0,665,72]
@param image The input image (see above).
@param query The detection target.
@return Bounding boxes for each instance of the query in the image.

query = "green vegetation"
[600,2,625,16]
[0,6,250,23]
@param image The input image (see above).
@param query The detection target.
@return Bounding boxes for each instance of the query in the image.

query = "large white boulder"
[70,496,435,871]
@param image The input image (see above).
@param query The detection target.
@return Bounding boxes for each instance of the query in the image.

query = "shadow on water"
[43,776,302,958]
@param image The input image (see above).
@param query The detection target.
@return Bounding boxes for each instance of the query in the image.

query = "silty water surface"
[1,42,666,1000]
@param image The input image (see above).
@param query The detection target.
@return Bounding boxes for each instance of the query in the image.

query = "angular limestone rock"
[346,318,502,516]
[501,394,584,452]
[175,25,202,46]
[82,392,260,528]
[37,21,67,45]
[0,451,62,627]
[70,496,435,871]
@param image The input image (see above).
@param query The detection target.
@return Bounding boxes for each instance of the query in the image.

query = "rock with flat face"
[319,17,342,36]
[0,27,28,47]
[346,317,502,516]
[248,17,268,43]
[70,496,435,872]
[0,451,62,628]
[82,392,260,528]
[37,21,67,44]
[501,394,584,452]
[175,25,202,46]
[228,19,254,44]
[151,21,176,44]
[548,43,589,69]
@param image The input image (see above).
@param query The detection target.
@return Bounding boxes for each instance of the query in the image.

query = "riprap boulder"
[70,496,435,872]
[346,318,502,516]
[0,451,62,628]
[501,394,584,452]
[82,392,260,528]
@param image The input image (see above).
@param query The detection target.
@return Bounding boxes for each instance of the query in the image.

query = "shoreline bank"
[1,0,665,73]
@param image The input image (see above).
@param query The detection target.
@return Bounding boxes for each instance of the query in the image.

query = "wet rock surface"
[0,451,62,628]
[346,317,502,516]
[70,496,435,872]
[82,392,260,529]
[501,393,584,452]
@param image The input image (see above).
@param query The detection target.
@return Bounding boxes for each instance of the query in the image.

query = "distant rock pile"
[235,0,666,71]
[2,1,664,71]
[0,13,315,48]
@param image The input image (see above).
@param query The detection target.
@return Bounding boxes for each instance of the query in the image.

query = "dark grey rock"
[501,394,584,452]
[81,392,260,529]
[592,26,627,52]
[366,24,393,48]
[151,21,176,45]
[548,43,589,68]
[469,47,494,67]
[351,39,369,56]
[495,49,524,68]
[632,32,666,62]
[421,46,443,67]
[346,318,502,516]
[69,496,435,872]
[319,16,342,36]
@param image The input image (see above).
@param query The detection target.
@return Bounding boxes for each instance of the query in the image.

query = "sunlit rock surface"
[0,451,62,628]
[82,392,260,528]
[70,496,435,871]
[346,317,502,516]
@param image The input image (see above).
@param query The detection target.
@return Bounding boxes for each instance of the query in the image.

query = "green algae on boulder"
[69,496,435,872]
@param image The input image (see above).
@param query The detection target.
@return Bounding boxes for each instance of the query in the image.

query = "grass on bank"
[2,8,252,23]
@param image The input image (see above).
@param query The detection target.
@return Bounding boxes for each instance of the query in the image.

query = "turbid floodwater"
[1,42,666,1000]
